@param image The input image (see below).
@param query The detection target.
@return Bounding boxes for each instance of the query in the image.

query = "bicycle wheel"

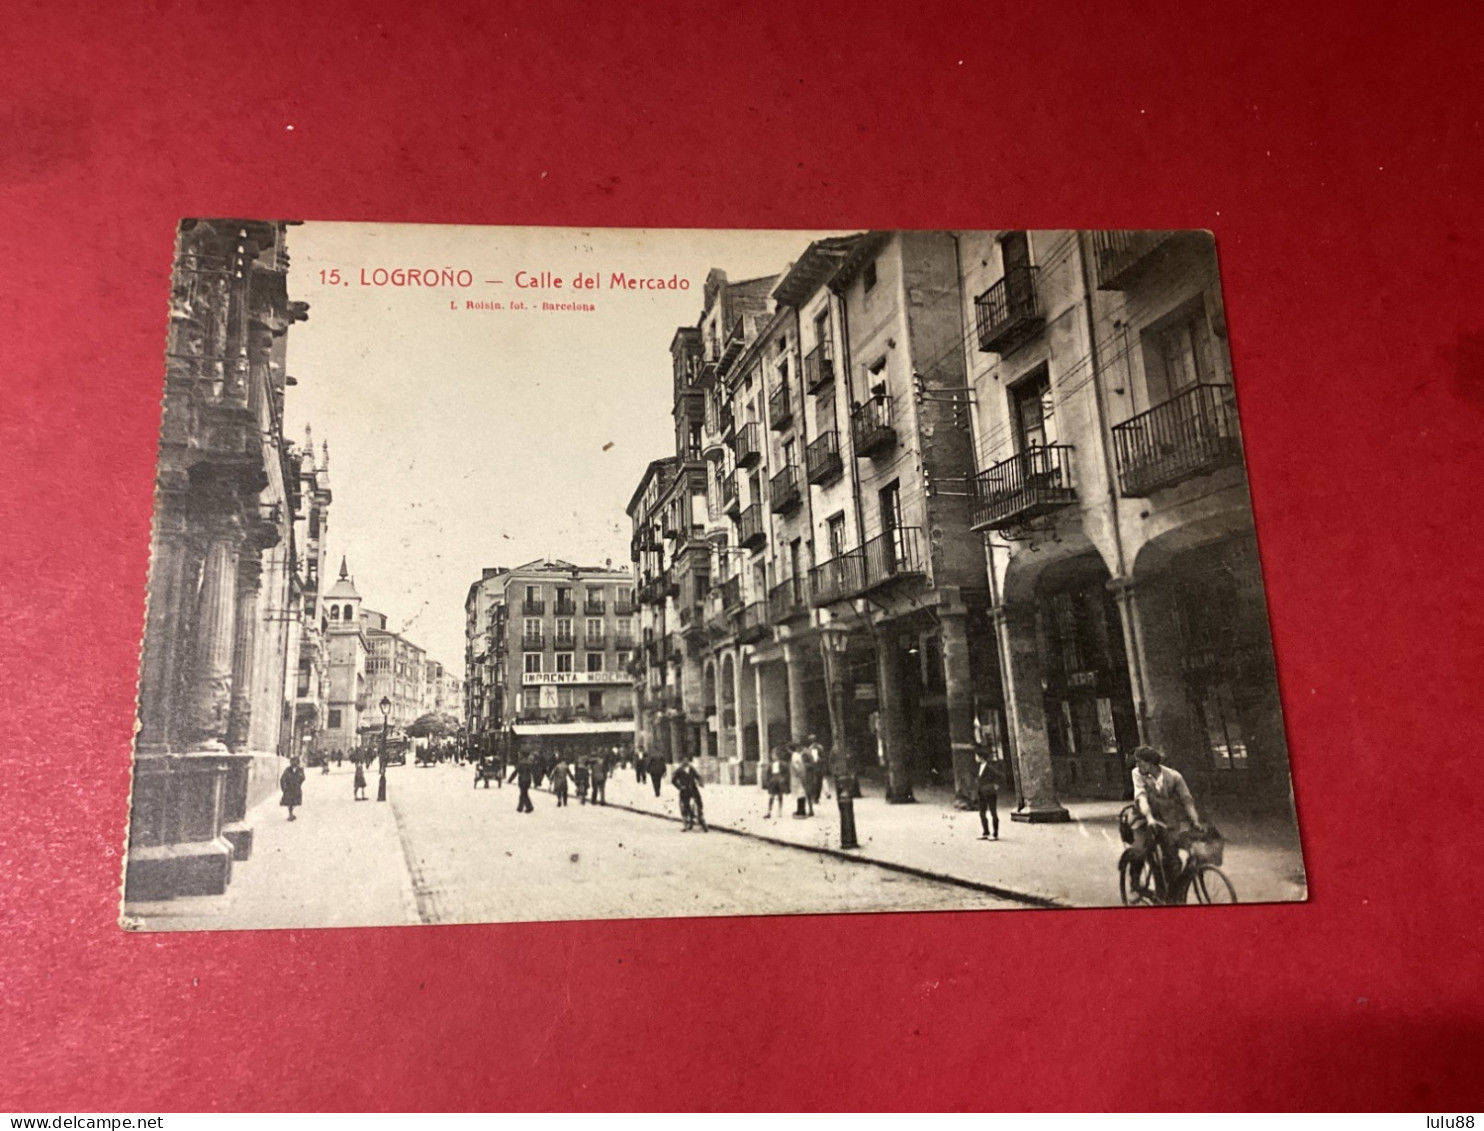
[1184,864,1238,904]
[1119,850,1159,906]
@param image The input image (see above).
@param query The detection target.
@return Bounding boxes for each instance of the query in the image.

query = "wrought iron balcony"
[520,632,544,651]
[769,383,793,432]
[615,634,636,652]
[553,599,577,616]
[809,549,866,606]
[522,598,545,616]
[615,598,634,617]
[584,598,606,616]
[769,465,802,514]
[722,472,741,518]
[1112,384,1242,496]
[733,421,762,469]
[805,430,844,486]
[804,341,835,393]
[970,445,1077,531]
[1090,230,1176,291]
[862,527,925,591]
[851,393,896,457]
[974,265,1043,355]
[737,601,770,644]
[553,632,577,650]
[583,631,606,650]
[768,577,809,623]
[721,575,744,612]
[718,314,746,373]
[737,503,767,550]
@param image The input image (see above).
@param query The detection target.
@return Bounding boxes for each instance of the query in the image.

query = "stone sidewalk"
[590,766,1308,909]
[121,763,420,932]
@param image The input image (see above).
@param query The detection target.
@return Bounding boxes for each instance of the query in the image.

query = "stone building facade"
[628,231,1291,819]
[127,219,311,899]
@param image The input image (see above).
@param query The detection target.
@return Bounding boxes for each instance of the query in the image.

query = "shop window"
[327,708,341,729]
[1197,682,1250,770]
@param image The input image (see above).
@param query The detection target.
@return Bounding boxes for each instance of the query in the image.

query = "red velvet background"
[3,0,1482,1112]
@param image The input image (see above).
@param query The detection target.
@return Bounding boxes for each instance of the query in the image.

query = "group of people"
[502,748,622,813]
[763,736,828,819]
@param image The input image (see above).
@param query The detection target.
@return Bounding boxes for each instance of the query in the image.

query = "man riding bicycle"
[1129,745,1205,895]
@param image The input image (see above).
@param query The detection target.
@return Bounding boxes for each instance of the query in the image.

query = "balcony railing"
[809,549,866,606]
[615,598,634,616]
[553,632,577,650]
[584,599,606,616]
[738,503,767,550]
[804,341,835,393]
[583,632,606,650]
[721,576,744,612]
[733,421,762,468]
[768,577,809,623]
[1090,230,1176,291]
[615,633,636,651]
[970,445,1077,531]
[520,633,545,651]
[769,383,793,432]
[851,393,896,457]
[1112,383,1242,496]
[721,472,741,518]
[862,527,925,591]
[737,601,770,643]
[769,465,802,514]
[974,264,1044,355]
[806,430,844,485]
[553,599,576,616]
[522,598,545,616]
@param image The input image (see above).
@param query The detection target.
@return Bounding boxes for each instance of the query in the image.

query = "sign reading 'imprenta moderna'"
[521,671,631,686]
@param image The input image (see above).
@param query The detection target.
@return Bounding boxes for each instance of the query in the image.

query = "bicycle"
[1117,805,1237,906]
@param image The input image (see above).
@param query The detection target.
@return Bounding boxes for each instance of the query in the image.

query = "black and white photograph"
[120,221,1306,930]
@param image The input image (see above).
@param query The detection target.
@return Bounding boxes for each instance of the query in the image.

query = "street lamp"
[818,621,858,850]
[378,695,391,802]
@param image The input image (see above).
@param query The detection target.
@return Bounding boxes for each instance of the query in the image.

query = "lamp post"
[818,622,858,850]
[378,695,391,802]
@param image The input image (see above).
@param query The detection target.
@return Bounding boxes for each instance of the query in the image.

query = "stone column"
[939,610,978,808]
[783,641,811,745]
[997,604,1070,822]
[227,555,263,752]
[1112,576,1199,769]
[136,521,191,753]
[1106,577,1149,744]
[875,635,915,803]
[187,527,242,749]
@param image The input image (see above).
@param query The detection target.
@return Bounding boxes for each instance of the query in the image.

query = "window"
[616,651,630,669]
[782,437,796,469]
[585,617,602,637]
[868,356,887,398]
[826,512,847,558]
[524,653,542,673]
[557,687,574,708]
[556,653,574,674]
[589,689,605,712]
[523,617,541,638]
[327,708,342,729]
[330,605,339,621]
[556,617,574,640]
[525,585,540,603]
[1144,297,1216,404]
[587,653,604,672]
[1010,367,1055,450]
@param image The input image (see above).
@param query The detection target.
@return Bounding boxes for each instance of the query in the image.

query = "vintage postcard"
[120,222,1305,930]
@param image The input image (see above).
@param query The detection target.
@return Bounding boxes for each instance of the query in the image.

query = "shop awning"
[510,720,636,736]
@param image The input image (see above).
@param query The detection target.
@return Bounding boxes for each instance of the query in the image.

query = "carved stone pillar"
[187,526,243,748]
[136,513,191,753]
[997,605,1070,822]
[783,641,810,745]
[227,554,263,752]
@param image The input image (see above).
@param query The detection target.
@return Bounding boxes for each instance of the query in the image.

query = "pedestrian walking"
[353,758,367,801]
[635,747,649,784]
[574,759,591,805]
[974,748,1003,840]
[671,756,707,831]
[764,746,790,819]
[279,757,306,822]
[550,756,573,807]
[790,743,812,817]
[590,754,608,805]
[803,741,824,809]
[509,755,536,813]
[647,753,667,798]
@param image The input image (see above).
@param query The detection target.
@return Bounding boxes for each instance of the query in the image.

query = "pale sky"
[282,222,844,667]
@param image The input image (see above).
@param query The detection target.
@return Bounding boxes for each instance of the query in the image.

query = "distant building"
[288,428,333,762]
[321,558,367,757]
[362,609,426,732]
[464,559,635,755]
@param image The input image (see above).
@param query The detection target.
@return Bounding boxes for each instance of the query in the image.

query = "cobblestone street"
[124,761,1018,931]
